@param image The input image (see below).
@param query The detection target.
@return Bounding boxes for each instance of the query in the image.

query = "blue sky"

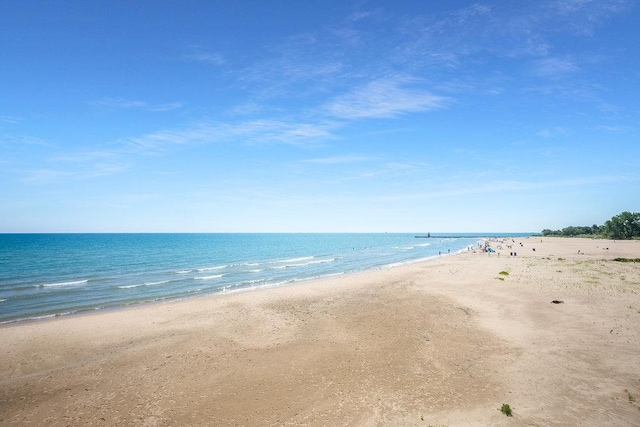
[1,0,638,232]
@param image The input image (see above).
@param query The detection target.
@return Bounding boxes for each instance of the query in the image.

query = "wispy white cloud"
[347,9,383,23]
[238,39,344,100]
[537,126,570,138]
[1,134,53,148]
[185,52,226,66]
[18,168,75,183]
[147,102,185,112]
[38,118,340,185]
[121,119,338,153]
[50,148,120,163]
[533,57,580,77]
[324,77,449,119]
[90,97,184,112]
[595,124,633,133]
[226,102,268,117]
[275,122,337,142]
[183,45,226,65]
[391,0,628,69]
[552,0,630,35]
[221,2,627,126]
[451,3,492,21]
[305,154,374,164]
[0,115,21,124]
[394,3,539,65]
[91,98,146,109]
[374,175,631,202]
[523,79,611,110]
[385,161,430,173]
[19,160,132,183]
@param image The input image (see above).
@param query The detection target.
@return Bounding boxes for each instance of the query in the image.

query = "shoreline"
[0,255,451,328]
[2,237,639,425]
[0,241,476,327]
[0,233,489,326]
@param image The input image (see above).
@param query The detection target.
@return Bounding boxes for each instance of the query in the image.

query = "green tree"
[604,212,640,239]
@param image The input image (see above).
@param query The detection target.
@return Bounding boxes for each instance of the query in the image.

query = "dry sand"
[1,237,639,426]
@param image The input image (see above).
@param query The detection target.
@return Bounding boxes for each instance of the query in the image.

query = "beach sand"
[1,237,640,426]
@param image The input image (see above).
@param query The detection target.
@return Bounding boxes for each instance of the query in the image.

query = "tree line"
[541,211,640,240]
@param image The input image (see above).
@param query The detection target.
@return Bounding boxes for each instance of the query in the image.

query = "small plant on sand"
[500,403,513,417]
[499,271,509,276]
[557,257,565,261]
[627,389,636,404]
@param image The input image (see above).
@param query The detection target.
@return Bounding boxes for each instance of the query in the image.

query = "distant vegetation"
[500,403,513,417]
[542,211,640,240]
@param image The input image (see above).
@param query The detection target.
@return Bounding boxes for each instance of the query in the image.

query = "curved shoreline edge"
[0,236,487,326]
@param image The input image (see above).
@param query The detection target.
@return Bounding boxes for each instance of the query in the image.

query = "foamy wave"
[275,258,335,268]
[248,269,264,273]
[317,272,344,279]
[294,272,344,282]
[1,310,78,324]
[0,299,6,302]
[117,280,169,289]
[305,258,335,265]
[416,243,431,247]
[230,262,261,267]
[175,270,192,274]
[264,280,291,287]
[218,285,234,293]
[197,265,226,272]
[40,279,88,288]
[145,280,169,286]
[245,272,344,290]
[195,274,223,280]
[272,256,313,264]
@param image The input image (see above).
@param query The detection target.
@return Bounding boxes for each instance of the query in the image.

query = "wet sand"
[1,237,639,426]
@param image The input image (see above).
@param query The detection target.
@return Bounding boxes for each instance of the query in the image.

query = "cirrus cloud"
[324,77,449,119]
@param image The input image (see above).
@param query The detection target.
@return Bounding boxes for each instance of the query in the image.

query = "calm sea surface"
[0,233,531,323]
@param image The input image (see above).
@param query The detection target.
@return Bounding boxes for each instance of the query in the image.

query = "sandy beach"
[1,237,639,426]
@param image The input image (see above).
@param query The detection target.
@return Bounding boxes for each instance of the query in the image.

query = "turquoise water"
[0,233,530,323]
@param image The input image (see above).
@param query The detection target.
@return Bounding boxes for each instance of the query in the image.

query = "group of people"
[484,238,533,257]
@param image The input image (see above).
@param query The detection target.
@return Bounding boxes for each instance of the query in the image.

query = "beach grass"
[500,403,513,416]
